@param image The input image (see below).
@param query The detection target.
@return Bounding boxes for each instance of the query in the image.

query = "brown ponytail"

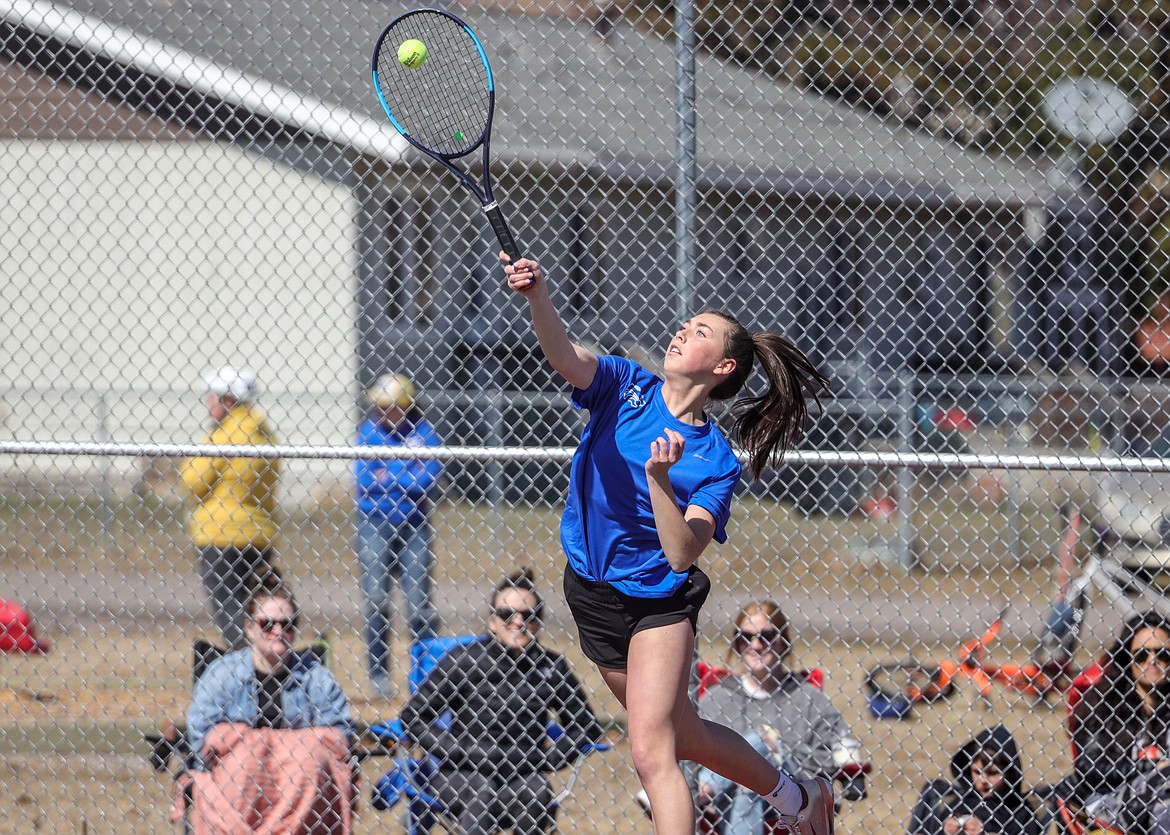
[704,309,829,480]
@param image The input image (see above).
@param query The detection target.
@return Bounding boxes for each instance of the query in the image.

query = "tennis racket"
[371,8,522,261]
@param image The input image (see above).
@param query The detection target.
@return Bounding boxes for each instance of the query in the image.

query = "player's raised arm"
[502,253,598,391]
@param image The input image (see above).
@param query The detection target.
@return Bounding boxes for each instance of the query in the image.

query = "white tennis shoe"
[772,776,834,835]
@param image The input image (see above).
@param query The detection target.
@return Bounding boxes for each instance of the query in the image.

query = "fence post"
[673,0,696,324]
[96,390,115,553]
[896,373,917,568]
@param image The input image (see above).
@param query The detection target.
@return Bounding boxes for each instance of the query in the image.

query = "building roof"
[1,0,1064,208]
[0,55,200,139]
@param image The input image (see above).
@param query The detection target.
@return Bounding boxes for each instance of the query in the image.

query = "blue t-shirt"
[561,355,742,597]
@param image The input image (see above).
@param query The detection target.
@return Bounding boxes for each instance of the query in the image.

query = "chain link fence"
[3,0,1170,832]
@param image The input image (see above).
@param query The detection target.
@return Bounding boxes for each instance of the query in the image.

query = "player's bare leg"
[600,622,695,834]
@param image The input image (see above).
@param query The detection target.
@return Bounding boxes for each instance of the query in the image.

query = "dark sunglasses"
[253,617,298,635]
[1134,647,1170,665]
[492,607,540,624]
[735,628,783,648]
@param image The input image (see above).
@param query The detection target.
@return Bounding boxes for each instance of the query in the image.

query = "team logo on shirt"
[622,384,647,409]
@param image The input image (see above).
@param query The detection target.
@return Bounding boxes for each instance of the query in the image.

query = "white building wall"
[0,139,358,503]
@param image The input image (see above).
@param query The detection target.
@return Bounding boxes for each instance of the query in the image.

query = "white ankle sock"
[762,773,804,816]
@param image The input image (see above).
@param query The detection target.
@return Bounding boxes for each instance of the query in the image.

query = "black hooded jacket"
[401,638,604,778]
[907,725,1041,835]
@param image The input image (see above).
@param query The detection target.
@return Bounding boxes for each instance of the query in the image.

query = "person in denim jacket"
[186,580,352,772]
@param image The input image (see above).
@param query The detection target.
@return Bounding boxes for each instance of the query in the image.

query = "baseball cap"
[205,366,258,402]
[367,373,416,409]
[0,598,51,654]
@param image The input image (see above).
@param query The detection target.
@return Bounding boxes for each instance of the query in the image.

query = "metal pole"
[896,374,916,568]
[675,0,699,781]
[487,389,504,559]
[674,0,696,324]
[96,391,115,552]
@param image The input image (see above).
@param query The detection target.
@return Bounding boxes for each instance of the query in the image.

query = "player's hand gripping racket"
[371,8,522,261]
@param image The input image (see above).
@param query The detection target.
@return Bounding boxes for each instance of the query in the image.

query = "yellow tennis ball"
[398,39,427,69]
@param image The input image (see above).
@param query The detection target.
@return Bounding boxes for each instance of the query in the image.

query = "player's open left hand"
[645,428,685,478]
[501,252,542,295]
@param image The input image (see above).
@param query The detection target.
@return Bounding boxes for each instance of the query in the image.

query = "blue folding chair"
[368,634,611,834]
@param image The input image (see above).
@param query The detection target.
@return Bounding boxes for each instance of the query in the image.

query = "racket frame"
[371,7,521,260]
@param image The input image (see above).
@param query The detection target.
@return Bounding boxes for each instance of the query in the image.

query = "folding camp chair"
[145,639,339,774]
[143,640,246,834]
[368,634,611,834]
[144,639,386,833]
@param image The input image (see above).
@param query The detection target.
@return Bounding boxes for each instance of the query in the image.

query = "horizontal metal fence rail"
[4,440,1170,472]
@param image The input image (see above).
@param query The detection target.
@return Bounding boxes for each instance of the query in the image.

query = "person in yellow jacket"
[181,366,281,649]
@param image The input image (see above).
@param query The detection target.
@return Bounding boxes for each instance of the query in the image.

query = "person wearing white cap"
[354,372,444,699]
[181,365,281,649]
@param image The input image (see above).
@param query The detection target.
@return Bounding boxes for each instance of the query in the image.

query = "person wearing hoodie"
[907,725,1041,835]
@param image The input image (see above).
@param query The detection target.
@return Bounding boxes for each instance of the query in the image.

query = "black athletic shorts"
[562,562,711,670]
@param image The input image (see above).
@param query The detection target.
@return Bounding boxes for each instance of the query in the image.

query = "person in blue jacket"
[502,253,833,835]
[354,372,443,699]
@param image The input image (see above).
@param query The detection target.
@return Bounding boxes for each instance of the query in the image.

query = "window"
[564,209,602,315]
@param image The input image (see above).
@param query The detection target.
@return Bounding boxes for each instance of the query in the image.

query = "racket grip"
[485,203,522,262]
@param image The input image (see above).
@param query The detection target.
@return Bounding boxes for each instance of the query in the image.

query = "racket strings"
[375,14,491,157]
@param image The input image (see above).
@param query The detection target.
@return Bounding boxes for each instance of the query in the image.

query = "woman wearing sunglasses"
[1068,611,1170,832]
[180,576,355,834]
[400,568,605,834]
[696,601,858,834]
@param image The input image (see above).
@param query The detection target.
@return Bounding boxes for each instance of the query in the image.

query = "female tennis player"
[502,254,834,835]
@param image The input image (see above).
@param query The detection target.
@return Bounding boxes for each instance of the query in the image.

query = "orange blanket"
[174,723,354,835]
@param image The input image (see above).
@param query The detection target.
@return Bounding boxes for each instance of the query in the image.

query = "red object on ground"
[860,495,898,520]
[0,598,51,654]
[933,407,977,433]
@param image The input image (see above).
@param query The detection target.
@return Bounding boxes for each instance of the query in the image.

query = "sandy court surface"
[0,626,1080,835]
[0,494,1127,832]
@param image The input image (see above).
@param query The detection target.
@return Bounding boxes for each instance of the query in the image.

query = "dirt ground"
[0,625,1079,835]
[0,490,1112,833]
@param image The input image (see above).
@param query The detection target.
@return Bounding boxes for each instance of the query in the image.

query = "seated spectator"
[695,600,860,834]
[1067,612,1170,833]
[907,725,1041,835]
[400,568,605,835]
[175,576,355,835]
